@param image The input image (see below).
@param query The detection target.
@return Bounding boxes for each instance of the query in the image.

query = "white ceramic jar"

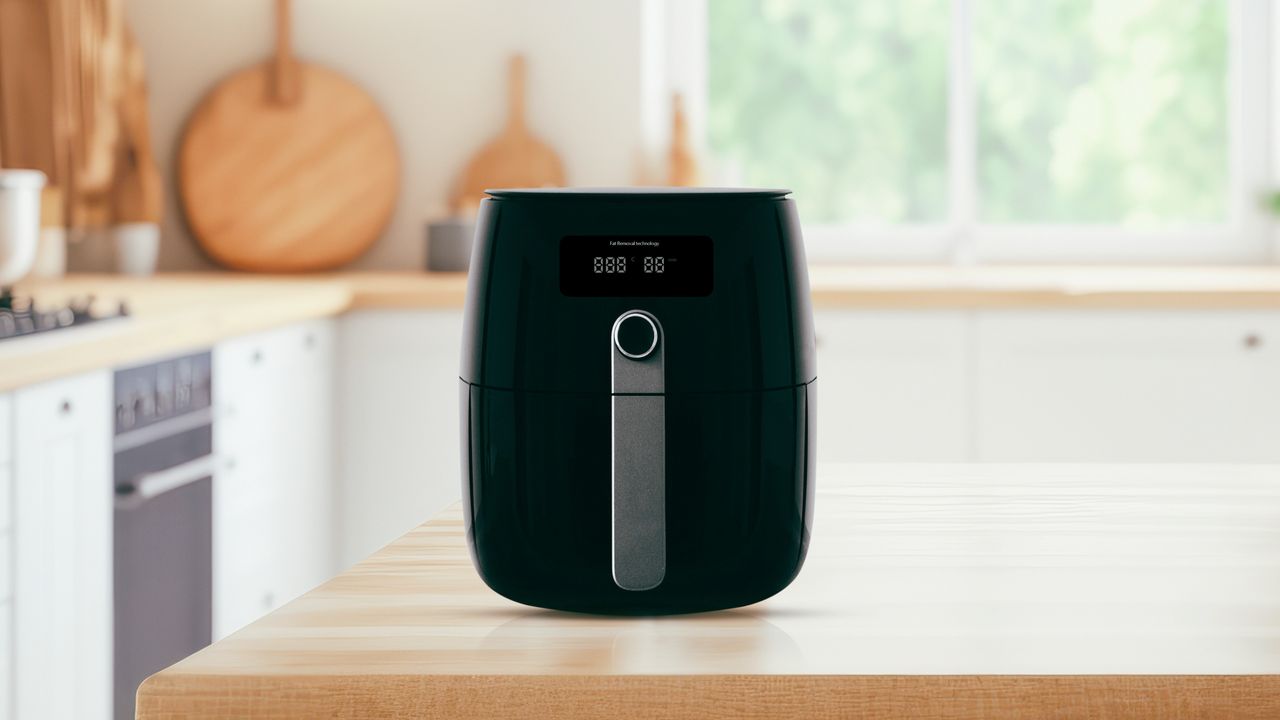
[0,169,46,286]
[113,222,161,276]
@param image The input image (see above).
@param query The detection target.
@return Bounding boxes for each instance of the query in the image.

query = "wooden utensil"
[0,0,128,228]
[0,0,59,175]
[449,55,565,214]
[667,93,699,186]
[178,0,400,272]
[111,29,162,224]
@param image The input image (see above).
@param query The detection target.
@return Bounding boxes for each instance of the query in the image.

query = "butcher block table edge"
[136,673,1280,719]
[133,463,1280,719]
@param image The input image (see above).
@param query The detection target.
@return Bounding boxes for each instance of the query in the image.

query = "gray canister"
[426,218,475,272]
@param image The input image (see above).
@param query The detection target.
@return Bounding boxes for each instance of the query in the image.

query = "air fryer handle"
[611,310,666,591]
[611,395,665,590]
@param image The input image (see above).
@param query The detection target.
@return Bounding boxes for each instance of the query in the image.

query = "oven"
[112,352,213,720]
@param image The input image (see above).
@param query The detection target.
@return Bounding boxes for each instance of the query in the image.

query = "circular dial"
[614,313,659,359]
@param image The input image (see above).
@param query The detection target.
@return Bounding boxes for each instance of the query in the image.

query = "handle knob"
[613,312,659,359]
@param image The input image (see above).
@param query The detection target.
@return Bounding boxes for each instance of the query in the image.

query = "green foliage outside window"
[709,0,1228,226]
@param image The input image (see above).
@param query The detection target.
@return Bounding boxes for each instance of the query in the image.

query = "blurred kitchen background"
[1,0,1278,718]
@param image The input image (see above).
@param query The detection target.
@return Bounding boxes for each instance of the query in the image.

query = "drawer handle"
[1244,334,1263,350]
[59,399,72,415]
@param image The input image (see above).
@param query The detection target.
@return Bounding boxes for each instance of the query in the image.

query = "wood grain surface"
[178,0,399,272]
[137,464,1280,719]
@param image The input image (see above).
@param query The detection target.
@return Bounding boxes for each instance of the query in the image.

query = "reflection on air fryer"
[481,610,805,674]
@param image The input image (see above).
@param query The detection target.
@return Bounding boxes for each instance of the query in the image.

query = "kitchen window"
[661,0,1275,263]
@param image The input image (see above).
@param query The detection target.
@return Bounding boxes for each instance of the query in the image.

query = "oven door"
[113,424,213,720]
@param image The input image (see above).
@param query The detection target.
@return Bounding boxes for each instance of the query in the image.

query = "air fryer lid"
[461,188,816,394]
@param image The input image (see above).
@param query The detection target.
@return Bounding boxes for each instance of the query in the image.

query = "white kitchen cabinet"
[0,536,8,720]
[0,601,9,720]
[336,310,463,568]
[0,392,10,551]
[0,464,9,537]
[815,310,972,462]
[0,531,9,604]
[11,371,112,720]
[0,393,10,720]
[212,319,335,639]
[275,320,336,601]
[976,311,1280,462]
[0,393,10,465]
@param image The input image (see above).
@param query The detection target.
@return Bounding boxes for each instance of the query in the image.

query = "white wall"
[124,0,653,271]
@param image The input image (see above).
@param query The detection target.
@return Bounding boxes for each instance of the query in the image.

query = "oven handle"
[115,454,217,509]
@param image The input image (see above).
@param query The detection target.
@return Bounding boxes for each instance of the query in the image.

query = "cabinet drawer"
[814,310,971,462]
[0,394,10,465]
[0,601,9,720]
[0,465,8,534]
[0,532,9,600]
[977,310,1280,462]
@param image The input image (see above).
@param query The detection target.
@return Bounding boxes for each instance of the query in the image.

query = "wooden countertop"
[7,265,1280,392]
[0,272,468,392]
[808,264,1280,308]
[138,464,1280,719]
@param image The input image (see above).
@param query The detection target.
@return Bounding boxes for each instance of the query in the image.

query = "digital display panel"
[559,236,713,297]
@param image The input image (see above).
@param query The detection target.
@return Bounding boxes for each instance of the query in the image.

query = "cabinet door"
[815,311,971,462]
[212,320,336,639]
[0,393,10,465]
[211,445,281,637]
[212,329,279,638]
[0,600,10,720]
[12,371,112,720]
[272,319,336,602]
[336,310,463,568]
[976,311,1280,461]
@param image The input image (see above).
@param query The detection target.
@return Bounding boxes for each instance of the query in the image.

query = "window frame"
[654,0,1278,264]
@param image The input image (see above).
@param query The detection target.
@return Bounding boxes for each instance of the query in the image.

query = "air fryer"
[460,187,816,614]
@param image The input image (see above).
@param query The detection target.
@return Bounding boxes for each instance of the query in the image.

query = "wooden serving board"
[449,55,564,213]
[178,0,398,272]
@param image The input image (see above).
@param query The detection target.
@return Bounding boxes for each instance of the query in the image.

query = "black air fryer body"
[460,188,816,614]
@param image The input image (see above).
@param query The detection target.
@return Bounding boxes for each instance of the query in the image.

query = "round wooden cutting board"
[179,0,399,272]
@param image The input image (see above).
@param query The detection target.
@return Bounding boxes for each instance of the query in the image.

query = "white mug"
[113,222,161,276]
[0,169,47,286]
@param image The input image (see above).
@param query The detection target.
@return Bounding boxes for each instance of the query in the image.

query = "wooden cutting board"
[179,0,399,272]
[449,55,565,214]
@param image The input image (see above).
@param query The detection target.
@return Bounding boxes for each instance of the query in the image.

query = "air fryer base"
[461,380,816,615]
